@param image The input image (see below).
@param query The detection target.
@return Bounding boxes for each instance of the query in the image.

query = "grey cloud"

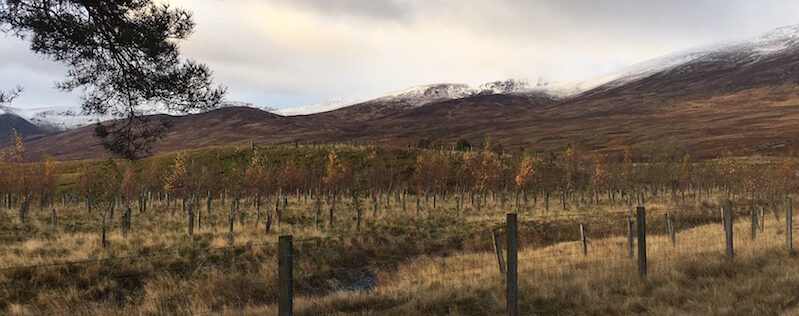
[514,0,799,41]
[267,0,414,22]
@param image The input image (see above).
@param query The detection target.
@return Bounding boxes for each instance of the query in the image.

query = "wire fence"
[0,203,796,314]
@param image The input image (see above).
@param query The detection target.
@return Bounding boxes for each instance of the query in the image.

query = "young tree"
[74,159,123,244]
[323,149,349,226]
[515,153,536,211]
[677,153,693,203]
[164,151,190,203]
[411,152,434,204]
[718,150,739,200]
[539,151,561,212]
[7,128,25,163]
[590,154,606,205]
[0,1,226,159]
[562,145,579,208]
[244,151,269,222]
[39,153,56,203]
[777,155,798,198]
[430,150,452,208]
[143,159,165,202]
[621,147,635,202]
[475,142,500,210]
[324,150,349,192]
[120,165,137,205]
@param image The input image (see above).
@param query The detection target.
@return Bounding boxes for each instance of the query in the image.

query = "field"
[0,144,797,314]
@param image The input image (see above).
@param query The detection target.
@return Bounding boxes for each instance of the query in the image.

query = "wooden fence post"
[402,190,406,214]
[188,206,194,236]
[355,193,362,234]
[636,206,647,280]
[492,229,506,273]
[315,190,321,229]
[329,194,336,228]
[506,213,518,316]
[278,235,293,316]
[416,194,420,216]
[760,207,765,232]
[627,218,634,258]
[669,215,676,247]
[579,224,588,256]
[101,216,107,248]
[122,208,130,239]
[276,197,282,227]
[51,209,57,232]
[787,197,793,253]
[724,202,734,262]
[721,207,726,231]
[665,212,670,232]
[750,209,757,240]
[228,207,235,242]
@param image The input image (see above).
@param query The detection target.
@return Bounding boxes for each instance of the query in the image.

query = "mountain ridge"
[8,24,799,160]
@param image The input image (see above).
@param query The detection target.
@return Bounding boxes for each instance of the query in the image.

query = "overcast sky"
[2,0,799,110]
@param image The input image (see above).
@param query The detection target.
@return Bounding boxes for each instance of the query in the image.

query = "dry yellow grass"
[255,208,797,315]
[0,191,793,315]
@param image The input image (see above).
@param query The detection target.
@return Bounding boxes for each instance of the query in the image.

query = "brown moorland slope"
[19,83,799,161]
[18,34,799,160]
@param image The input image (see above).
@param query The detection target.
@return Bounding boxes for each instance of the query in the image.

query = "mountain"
[14,24,799,160]
[576,25,799,98]
[365,79,539,108]
[0,100,278,133]
[0,112,46,146]
[5,79,537,130]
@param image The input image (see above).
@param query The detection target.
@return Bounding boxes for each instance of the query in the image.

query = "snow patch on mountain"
[268,79,545,115]
[555,24,799,95]
[0,106,107,132]
[272,97,363,116]
[219,101,277,113]
[363,79,540,108]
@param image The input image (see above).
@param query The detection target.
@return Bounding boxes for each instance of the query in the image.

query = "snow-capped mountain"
[358,78,548,108]
[271,97,363,116]
[548,24,799,97]
[7,24,799,132]
[16,24,799,159]
[0,101,278,132]
[0,106,106,132]
[268,79,546,116]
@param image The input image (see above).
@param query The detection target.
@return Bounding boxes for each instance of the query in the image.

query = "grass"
[268,208,799,315]
[0,189,793,315]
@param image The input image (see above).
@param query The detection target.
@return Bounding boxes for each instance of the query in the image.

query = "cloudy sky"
[2,0,799,110]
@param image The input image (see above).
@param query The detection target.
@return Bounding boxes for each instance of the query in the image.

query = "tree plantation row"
[1,138,797,223]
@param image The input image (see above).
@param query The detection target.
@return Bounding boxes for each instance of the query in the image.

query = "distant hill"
[0,113,46,147]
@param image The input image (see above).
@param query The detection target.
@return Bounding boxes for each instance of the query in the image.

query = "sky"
[2,0,799,110]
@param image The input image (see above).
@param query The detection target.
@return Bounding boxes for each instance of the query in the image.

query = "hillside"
[14,24,799,160]
[0,113,46,146]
